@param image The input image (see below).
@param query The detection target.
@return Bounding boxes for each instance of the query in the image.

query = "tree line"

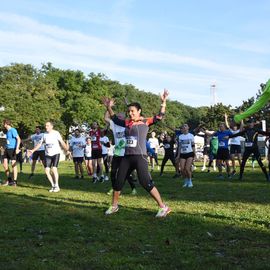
[0,63,267,138]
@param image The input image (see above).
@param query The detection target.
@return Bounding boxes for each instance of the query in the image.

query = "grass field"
[1,161,270,270]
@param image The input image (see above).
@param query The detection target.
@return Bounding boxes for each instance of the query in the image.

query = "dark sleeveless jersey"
[230,128,269,148]
[111,114,163,155]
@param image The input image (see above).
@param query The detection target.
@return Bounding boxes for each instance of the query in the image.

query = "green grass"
[1,161,270,270]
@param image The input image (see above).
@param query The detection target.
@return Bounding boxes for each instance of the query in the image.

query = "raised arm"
[102,97,125,127]
[224,113,230,129]
[159,89,169,115]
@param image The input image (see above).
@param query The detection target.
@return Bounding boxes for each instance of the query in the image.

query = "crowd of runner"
[1,89,270,217]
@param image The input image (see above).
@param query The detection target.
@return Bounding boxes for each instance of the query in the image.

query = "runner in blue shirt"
[1,119,21,186]
[205,123,233,179]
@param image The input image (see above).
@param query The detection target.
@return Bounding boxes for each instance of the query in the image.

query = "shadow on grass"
[0,191,270,270]
[2,167,270,205]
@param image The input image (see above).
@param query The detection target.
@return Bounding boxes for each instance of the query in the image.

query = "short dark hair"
[128,102,142,111]
[36,125,42,129]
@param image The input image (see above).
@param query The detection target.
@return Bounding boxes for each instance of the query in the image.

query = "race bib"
[126,136,137,147]
[219,141,225,147]
[181,145,188,153]
[245,142,253,147]
[6,140,10,145]
[46,143,53,149]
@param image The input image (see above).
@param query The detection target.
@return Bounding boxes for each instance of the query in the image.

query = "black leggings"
[114,155,154,192]
[110,156,135,190]
[160,154,175,174]
[240,147,268,180]
[102,154,109,174]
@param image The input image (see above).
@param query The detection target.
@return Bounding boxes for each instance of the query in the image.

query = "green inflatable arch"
[234,80,270,123]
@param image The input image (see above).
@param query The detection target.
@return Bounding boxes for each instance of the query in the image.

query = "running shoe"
[155,205,171,218]
[49,186,55,192]
[53,186,60,193]
[99,176,105,183]
[231,170,236,177]
[187,180,193,188]
[131,188,137,195]
[105,205,119,215]
[104,175,109,181]
[92,177,98,183]
[107,188,113,195]
[1,180,10,186]
[9,181,17,187]
[201,167,206,171]
[182,179,188,187]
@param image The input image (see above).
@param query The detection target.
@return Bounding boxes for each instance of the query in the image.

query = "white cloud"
[0,12,269,107]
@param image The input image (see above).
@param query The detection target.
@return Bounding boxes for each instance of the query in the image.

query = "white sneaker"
[182,179,188,187]
[104,175,109,181]
[49,186,55,192]
[53,186,60,192]
[105,205,119,215]
[201,167,206,171]
[155,205,171,218]
[187,179,193,188]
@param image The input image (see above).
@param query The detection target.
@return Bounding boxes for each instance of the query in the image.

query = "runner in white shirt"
[84,137,93,176]
[28,121,69,192]
[24,125,46,179]
[100,131,110,181]
[176,124,195,188]
[104,111,137,196]
[69,129,86,179]
[225,113,244,176]
[148,131,160,171]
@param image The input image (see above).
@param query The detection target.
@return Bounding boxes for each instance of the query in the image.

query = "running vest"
[111,114,163,155]
[89,129,101,150]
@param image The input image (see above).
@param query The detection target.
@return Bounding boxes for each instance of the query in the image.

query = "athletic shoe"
[155,205,171,218]
[80,175,84,179]
[231,170,236,177]
[49,186,55,192]
[213,167,217,171]
[201,167,206,171]
[28,173,34,179]
[207,169,210,173]
[92,177,98,184]
[1,180,10,186]
[107,188,113,195]
[182,179,188,188]
[131,188,137,195]
[8,181,17,187]
[53,186,60,193]
[105,205,119,215]
[99,176,105,183]
[187,179,193,188]
[104,175,109,181]
[157,166,160,170]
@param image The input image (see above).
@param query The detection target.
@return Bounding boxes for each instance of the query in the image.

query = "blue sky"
[1,0,270,107]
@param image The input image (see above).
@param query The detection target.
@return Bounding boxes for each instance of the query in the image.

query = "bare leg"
[150,187,164,208]
[11,160,18,181]
[45,167,54,187]
[51,167,59,187]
